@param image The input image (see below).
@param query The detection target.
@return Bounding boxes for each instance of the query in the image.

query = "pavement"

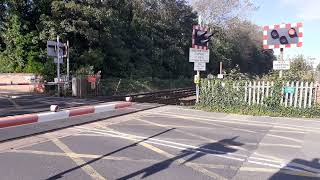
[0,104,320,180]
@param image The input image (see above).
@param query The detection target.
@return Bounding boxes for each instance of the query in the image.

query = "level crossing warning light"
[263,22,303,49]
[192,25,213,50]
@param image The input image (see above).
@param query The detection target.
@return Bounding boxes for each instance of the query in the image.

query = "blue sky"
[251,0,320,65]
[188,0,320,66]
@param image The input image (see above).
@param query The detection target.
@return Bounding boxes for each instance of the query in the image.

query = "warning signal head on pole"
[263,22,303,49]
[192,25,213,50]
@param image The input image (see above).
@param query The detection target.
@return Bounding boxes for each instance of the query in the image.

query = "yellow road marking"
[11,149,236,170]
[94,123,227,180]
[11,149,157,163]
[49,136,107,180]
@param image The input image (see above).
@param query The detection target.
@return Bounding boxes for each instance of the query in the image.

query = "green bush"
[197,78,320,118]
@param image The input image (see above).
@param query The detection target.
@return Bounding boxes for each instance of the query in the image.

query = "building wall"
[0,73,43,92]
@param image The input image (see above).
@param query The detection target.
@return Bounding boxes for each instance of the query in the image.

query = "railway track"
[94,87,196,106]
[131,87,196,105]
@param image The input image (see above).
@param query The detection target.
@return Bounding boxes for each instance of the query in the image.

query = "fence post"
[289,81,294,107]
[257,81,261,104]
[261,81,265,104]
[253,81,256,104]
[309,82,314,108]
[271,81,274,97]
[299,81,304,108]
[294,81,299,108]
[266,81,270,97]
[284,82,289,107]
[248,81,252,105]
[244,81,248,103]
[304,82,309,108]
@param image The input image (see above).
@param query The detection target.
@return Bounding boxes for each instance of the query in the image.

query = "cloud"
[281,0,320,21]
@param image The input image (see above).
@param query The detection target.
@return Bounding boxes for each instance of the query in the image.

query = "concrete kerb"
[0,102,133,129]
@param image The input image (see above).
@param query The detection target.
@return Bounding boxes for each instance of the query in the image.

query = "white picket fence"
[242,81,317,108]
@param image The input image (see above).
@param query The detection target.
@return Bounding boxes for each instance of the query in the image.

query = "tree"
[0,15,26,72]
[191,0,257,25]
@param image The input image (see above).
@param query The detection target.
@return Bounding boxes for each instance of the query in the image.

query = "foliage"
[191,0,257,25]
[260,55,316,82]
[0,0,275,81]
[197,78,320,118]
[199,78,246,107]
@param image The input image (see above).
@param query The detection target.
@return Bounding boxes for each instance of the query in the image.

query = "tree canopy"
[0,0,274,80]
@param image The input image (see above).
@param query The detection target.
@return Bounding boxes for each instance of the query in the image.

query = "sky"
[251,0,320,66]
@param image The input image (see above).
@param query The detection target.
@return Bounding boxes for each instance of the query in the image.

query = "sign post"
[57,36,61,96]
[190,17,213,103]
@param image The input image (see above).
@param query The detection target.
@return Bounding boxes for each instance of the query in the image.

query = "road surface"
[0,104,319,179]
[0,91,103,117]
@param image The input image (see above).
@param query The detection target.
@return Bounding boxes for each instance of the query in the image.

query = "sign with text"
[47,40,65,57]
[284,87,296,94]
[189,48,210,63]
[194,62,206,71]
[273,61,290,70]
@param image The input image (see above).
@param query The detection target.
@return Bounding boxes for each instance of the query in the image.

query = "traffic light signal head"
[263,22,303,49]
[192,25,213,50]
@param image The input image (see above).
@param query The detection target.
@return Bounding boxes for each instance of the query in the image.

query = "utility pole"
[57,36,60,97]
[67,40,70,84]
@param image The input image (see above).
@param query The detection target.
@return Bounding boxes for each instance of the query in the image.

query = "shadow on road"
[46,128,176,180]
[117,136,244,179]
[269,158,320,180]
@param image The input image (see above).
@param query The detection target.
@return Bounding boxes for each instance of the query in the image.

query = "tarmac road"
[0,91,103,117]
[0,104,319,180]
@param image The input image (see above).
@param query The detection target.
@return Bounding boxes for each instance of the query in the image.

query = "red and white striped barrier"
[0,83,38,86]
[0,102,132,129]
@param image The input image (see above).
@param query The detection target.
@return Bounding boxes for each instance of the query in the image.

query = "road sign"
[192,25,213,50]
[47,40,66,57]
[263,22,303,49]
[194,75,200,84]
[284,87,296,94]
[189,48,209,63]
[217,74,224,79]
[194,62,206,71]
[87,76,97,83]
[273,61,290,70]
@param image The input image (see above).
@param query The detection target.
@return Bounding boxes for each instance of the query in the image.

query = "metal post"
[57,36,60,96]
[67,40,70,83]
[279,48,284,78]
[196,70,200,103]
[220,62,223,74]
[195,16,202,103]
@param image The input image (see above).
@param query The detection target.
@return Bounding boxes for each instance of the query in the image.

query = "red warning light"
[288,28,296,37]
